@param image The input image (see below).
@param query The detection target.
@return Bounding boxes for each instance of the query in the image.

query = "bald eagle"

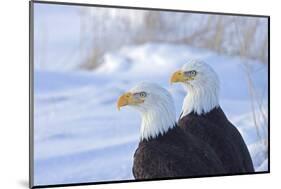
[170,60,254,174]
[117,82,226,179]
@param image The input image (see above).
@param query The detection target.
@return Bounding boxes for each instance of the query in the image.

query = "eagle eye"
[139,92,147,98]
[184,70,197,77]
[190,70,197,76]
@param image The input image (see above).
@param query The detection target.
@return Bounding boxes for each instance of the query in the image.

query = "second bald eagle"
[170,60,254,174]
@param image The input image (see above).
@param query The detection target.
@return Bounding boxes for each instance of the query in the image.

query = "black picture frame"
[29,1,270,188]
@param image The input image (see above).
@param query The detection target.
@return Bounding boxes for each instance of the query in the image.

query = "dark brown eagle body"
[178,107,254,174]
[133,125,226,179]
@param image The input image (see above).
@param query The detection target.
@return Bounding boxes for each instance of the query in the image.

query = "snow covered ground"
[34,43,268,186]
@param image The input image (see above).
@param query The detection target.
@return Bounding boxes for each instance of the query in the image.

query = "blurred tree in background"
[78,7,268,70]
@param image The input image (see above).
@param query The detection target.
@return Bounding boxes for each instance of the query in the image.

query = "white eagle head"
[170,59,220,116]
[117,82,176,141]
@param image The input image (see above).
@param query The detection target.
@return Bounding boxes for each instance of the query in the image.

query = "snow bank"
[34,43,268,185]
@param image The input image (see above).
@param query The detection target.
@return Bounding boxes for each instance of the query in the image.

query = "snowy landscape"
[33,3,268,186]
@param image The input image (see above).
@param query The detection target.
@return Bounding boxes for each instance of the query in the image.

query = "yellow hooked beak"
[117,92,132,110]
[170,70,187,84]
[117,92,144,110]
